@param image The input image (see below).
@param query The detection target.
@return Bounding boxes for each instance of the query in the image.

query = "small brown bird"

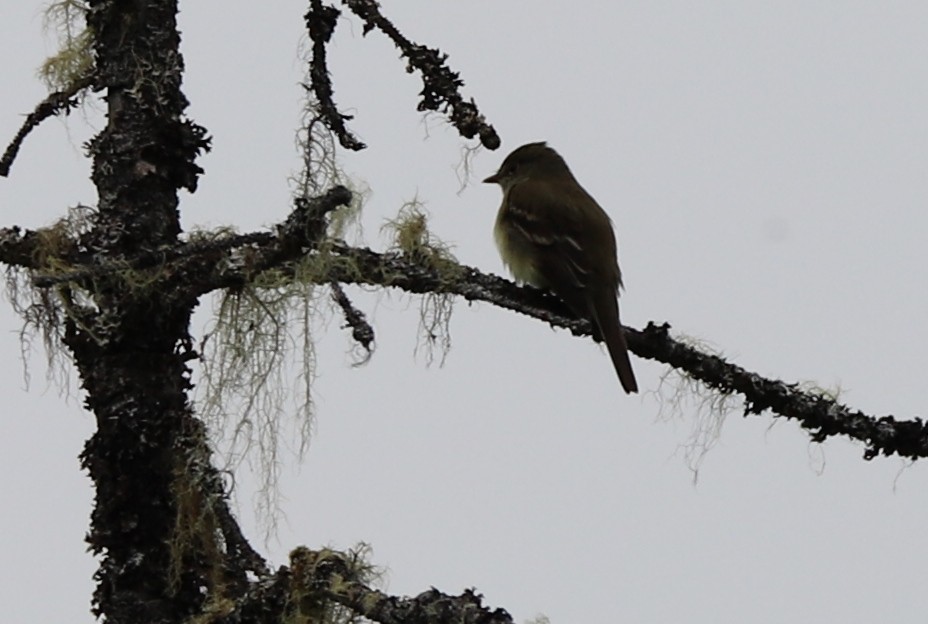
[484,142,638,393]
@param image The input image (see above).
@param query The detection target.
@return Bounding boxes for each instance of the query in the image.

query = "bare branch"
[304,0,366,150]
[634,322,928,461]
[0,73,94,177]
[329,281,374,358]
[342,0,500,149]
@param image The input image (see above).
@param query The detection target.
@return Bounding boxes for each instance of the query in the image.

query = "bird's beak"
[483,173,500,184]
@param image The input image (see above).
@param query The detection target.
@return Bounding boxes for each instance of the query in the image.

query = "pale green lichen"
[652,334,741,483]
[382,199,461,365]
[39,1,93,92]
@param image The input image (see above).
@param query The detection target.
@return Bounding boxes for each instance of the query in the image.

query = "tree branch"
[633,322,928,461]
[339,0,500,149]
[330,281,375,357]
[0,226,51,269]
[214,548,514,624]
[0,73,94,178]
[304,0,366,150]
[303,0,501,150]
[10,189,927,461]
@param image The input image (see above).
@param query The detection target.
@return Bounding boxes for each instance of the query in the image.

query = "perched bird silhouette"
[484,142,638,393]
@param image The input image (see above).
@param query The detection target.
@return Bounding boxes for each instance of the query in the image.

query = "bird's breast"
[494,206,546,288]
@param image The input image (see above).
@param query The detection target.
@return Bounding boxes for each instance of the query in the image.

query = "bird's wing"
[505,179,612,297]
[506,178,637,393]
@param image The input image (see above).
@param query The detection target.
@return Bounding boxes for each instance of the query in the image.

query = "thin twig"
[304,0,366,150]
[0,73,94,177]
[330,281,374,359]
[342,0,500,149]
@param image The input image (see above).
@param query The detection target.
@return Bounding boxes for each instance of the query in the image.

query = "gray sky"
[2,2,928,623]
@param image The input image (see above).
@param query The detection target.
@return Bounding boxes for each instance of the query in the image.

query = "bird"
[483,142,638,393]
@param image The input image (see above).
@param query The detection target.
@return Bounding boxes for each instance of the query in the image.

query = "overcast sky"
[2,2,928,623]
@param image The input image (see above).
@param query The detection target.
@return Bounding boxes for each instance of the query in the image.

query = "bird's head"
[483,142,570,191]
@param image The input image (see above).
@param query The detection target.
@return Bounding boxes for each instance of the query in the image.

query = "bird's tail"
[589,293,638,394]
